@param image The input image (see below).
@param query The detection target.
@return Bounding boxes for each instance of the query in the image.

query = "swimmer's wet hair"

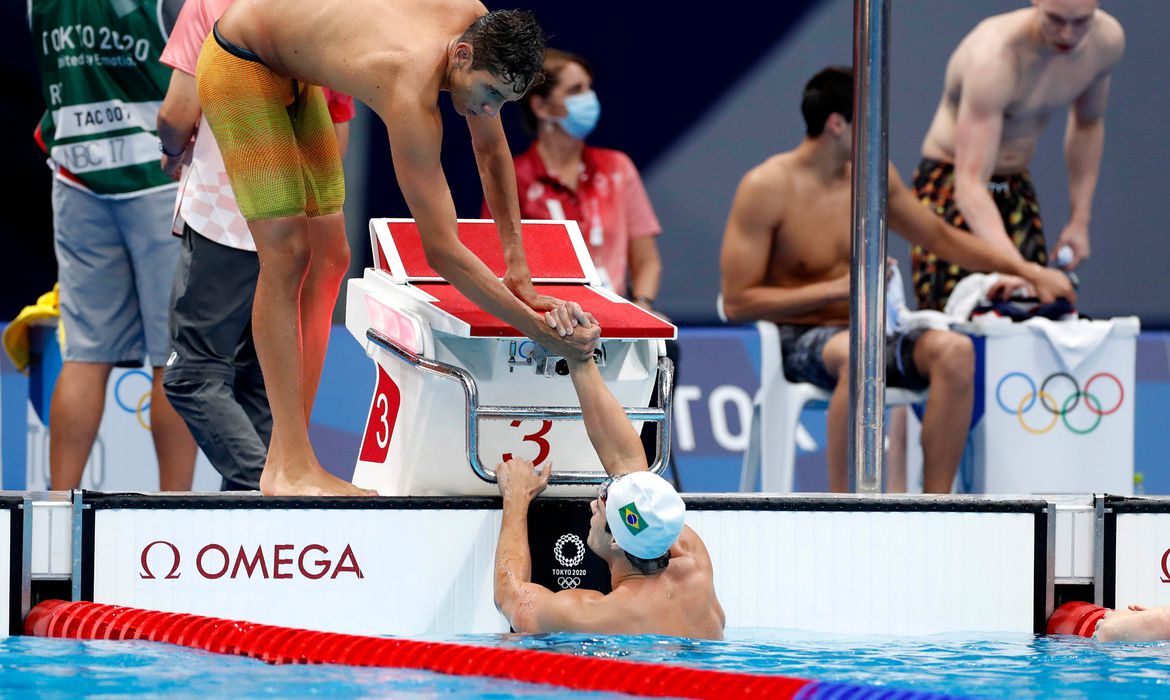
[518,48,592,134]
[462,9,547,96]
[802,66,853,137]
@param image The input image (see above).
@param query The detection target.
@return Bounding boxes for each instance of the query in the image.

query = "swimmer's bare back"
[217,0,490,109]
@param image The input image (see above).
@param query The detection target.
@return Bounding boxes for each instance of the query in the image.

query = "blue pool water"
[3,631,1170,699]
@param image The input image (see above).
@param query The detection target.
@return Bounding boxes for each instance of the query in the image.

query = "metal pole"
[848,0,890,493]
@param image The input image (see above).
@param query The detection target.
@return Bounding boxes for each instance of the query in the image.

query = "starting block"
[344,219,677,496]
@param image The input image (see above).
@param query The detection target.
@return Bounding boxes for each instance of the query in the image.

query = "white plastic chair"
[739,320,928,493]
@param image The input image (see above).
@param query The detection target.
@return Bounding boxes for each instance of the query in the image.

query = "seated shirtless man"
[196,0,599,496]
[493,329,725,639]
[719,67,1075,493]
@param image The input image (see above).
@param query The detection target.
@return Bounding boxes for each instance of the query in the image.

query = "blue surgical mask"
[558,91,601,140]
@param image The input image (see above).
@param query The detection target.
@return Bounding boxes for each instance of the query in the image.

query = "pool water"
[4,631,1170,699]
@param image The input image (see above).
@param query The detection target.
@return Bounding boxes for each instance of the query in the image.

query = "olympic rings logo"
[553,534,586,568]
[994,371,1124,435]
[557,576,582,589]
[114,369,153,432]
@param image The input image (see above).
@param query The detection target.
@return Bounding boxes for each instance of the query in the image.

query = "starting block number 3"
[359,366,401,463]
[502,420,552,466]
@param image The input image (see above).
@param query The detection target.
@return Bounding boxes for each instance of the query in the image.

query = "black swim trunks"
[778,324,931,392]
[910,157,1047,311]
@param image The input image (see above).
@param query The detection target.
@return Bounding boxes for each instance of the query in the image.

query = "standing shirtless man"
[912,0,1124,310]
[196,0,599,496]
[720,67,1074,493]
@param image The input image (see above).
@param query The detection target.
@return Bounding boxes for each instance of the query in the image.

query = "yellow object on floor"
[3,284,60,374]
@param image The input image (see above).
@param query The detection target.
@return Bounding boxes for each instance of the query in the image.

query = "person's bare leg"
[886,406,908,493]
[914,331,974,493]
[249,214,370,496]
[820,333,851,493]
[150,367,197,491]
[300,212,350,424]
[49,361,112,489]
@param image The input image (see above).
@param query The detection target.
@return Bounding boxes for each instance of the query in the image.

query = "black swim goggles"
[596,473,631,503]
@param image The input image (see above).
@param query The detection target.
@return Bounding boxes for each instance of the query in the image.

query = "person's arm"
[566,357,649,477]
[1056,70,1114,269]
[628,237,661,310]
[493,458,606,632]
[333,121,350,157]
[718,166,849,323]
[888,166,1075,303]
[952,55,1024,259]
[156,70,200,181]
[1095,604,1170,642]
[373,87,597,359]
[469,113,568,313]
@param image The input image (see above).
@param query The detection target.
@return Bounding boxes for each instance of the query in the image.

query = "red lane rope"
[1047,601,1109,637]
[26,600,811,699]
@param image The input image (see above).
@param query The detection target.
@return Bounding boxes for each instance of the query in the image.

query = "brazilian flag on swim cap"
[619,502,646,537]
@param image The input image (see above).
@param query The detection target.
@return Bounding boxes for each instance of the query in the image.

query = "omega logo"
[139,541,365,581]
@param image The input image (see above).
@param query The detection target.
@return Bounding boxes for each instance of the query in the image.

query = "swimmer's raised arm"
[565,356,647,477]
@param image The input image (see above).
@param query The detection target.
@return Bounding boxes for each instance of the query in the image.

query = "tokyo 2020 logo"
[994,371,1124,435]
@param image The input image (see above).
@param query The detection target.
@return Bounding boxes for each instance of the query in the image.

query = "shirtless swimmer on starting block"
[196,0,600,496]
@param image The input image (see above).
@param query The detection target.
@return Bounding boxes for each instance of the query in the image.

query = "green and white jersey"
[30,0,183,197]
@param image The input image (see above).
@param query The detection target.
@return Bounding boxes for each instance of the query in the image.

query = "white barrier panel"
[25,367,221,491]
[1108,497,1170,609]
[0,499,15,637]
[971,317,1138,494]
[80,493,1050,636]
[688,497,1050,635]
[84,497,506,636]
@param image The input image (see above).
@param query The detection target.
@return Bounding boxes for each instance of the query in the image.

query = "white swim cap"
[602,472,685,560]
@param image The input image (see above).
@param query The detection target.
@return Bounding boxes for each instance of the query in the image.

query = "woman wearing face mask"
[485,49,664,311]
[486,48,682,486]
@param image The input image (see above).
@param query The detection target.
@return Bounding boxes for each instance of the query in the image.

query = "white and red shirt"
[159,0,355,251]
[487,145,661,296]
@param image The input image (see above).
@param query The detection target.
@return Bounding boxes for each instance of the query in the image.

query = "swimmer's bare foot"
[259,458,377,497]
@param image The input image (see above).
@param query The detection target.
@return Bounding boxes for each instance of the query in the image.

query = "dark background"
[7,1,1167,328]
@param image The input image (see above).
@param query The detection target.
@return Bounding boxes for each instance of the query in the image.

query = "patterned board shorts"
[910,158,1047,311]
[195,23,343,221]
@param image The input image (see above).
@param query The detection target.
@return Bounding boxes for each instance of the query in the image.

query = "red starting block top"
[374,219,596,283]
[369,218,675,340]
[414,284,676,339]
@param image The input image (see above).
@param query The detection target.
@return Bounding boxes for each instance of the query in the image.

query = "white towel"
[1023,317,1116,373]
[887,261,954,334]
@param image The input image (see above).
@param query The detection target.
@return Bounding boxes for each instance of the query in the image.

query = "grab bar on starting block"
[366,328,673,484]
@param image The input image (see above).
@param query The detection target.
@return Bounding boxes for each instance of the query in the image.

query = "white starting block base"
[344,219,675,497]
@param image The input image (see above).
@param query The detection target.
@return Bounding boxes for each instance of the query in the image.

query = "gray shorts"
[778,324,931,392]
[52,180,180,367]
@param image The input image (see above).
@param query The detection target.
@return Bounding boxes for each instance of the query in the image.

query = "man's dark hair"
[460,10,547,95]
[605,522,670,575]
[518,48,593,134]
[801,66,853,137]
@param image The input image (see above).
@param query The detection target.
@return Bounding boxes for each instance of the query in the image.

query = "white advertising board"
[1111,501,1170,609]
[87,501,505,636]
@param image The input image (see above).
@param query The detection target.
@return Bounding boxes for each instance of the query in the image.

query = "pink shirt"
[160,0,354,250]
[486,145,661,297]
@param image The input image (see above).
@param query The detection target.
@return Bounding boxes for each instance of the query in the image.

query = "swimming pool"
[5,631,1169,699]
